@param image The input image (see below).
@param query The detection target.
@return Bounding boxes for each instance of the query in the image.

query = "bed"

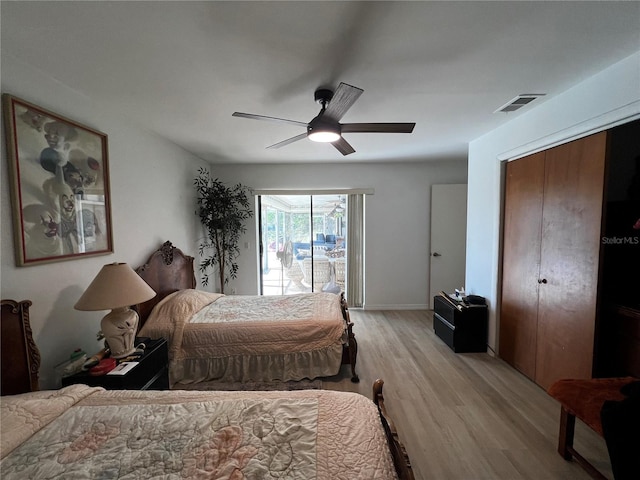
[134,241,359,386]
[1,383,414,479]
[0,297,415,480]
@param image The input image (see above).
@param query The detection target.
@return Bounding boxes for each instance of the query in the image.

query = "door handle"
[537,278,547,284]
[432,252,441,257]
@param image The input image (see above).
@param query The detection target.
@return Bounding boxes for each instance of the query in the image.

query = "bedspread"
[1,387,398,479]
[184,293,346,357]
[189,293,343,324]
[139,290,346,383]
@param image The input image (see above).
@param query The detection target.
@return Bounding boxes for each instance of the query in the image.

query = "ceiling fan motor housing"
[314,88,334,105]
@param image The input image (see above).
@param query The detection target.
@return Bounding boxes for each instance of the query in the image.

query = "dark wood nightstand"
[62,337,169,390]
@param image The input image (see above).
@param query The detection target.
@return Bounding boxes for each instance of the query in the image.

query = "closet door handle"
[432,252,441,257]
[537,278,547,284]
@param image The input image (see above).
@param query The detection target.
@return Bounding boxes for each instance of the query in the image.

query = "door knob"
[432,252,441,257]
[537,278,547,284]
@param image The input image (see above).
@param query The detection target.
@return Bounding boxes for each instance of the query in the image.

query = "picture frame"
[2,94,113,266]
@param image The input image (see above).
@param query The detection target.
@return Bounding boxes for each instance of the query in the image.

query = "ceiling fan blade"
[322,83,363,122]
[341,122,416,133]
[332,136,356,156]
[266,132,308,149]
[232,112,308,128]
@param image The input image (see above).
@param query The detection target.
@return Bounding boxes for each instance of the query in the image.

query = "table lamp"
[74,262,156,358]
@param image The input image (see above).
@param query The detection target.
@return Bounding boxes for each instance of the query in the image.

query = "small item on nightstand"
[83,348,110,370]
[117,349,145,363]
[107,362,139,375]
[89,358,117,376]
[55,348,87,378]
[117,355,140,363]
[465,294,486,306]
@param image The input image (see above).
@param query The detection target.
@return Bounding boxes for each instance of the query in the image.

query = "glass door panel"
[259,194,346,296]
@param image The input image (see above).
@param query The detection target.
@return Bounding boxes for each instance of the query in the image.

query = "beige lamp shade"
[74,263,156,311]
[75,263,156,359]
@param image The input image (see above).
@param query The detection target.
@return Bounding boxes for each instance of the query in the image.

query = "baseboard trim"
[363,304,429,310]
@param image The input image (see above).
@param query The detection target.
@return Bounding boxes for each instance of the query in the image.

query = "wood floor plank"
[322,309,613,480]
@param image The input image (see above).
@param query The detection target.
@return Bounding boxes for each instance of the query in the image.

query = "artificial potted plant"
[194,167,253,293]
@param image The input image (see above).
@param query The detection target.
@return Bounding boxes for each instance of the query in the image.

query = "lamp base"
[101,307,139,359]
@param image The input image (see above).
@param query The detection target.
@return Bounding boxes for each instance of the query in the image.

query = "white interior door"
[429,184,467,308]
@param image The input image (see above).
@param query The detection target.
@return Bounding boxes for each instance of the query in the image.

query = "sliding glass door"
[259,194,347,296]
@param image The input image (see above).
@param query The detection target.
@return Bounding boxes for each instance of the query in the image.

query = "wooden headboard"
[134,241,196,329]
[1,299,41,395]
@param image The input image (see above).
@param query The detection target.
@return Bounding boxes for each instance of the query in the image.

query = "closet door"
[535,132,607,389]
[500,152,545,379]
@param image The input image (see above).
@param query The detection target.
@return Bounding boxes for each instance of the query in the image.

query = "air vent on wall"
[495,94,545,113]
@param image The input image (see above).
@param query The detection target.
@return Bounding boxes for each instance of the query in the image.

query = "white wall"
[466,51,640,354]
[1,56,208,388]
[208,160,467,309]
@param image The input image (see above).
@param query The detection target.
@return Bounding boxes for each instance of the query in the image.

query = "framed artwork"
[2,94,113,266]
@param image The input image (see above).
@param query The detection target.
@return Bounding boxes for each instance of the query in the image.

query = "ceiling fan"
[232,82,415,156]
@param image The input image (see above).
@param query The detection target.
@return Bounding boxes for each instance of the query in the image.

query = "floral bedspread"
[1,386,398,479]
[189,293,342,324]
[139,290,346,368]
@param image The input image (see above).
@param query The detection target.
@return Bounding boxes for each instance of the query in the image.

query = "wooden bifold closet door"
[500,152,545,380]
[500,132,607,390]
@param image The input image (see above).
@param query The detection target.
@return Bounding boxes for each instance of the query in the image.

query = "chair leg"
[558,406,575,460]
[557,406,609,480]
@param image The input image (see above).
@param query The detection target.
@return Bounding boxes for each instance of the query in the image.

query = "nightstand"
[433,294,488,353]
[62,337,169,390]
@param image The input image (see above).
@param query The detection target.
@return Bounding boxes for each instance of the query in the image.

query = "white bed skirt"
[170,342,344,384]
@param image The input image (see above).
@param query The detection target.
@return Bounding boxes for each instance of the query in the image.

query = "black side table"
[62,337,169,390]
[433,294,488,353]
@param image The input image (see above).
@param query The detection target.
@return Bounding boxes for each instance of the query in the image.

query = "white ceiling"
[2,1,639,165]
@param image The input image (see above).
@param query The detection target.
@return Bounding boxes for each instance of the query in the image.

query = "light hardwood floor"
[322,309,613,480]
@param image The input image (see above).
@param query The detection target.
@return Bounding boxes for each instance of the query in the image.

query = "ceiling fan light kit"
[307,120,341,142]
[308,130,341,143]
[232,82,416,155]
